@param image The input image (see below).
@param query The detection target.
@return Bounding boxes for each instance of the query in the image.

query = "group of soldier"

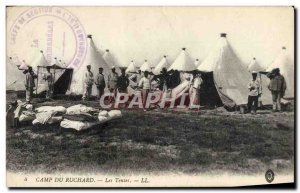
[23,62,287,113]
[22,64,145,104]
[82,65,131,101]
[247,68,287,114]
[24,66,53,103]
[82,65,156,109]
[82,65,203,109]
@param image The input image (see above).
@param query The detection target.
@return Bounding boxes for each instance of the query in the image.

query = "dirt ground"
[6,95,295,176]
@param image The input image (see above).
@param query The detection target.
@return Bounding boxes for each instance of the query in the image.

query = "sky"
[7,6,294,69]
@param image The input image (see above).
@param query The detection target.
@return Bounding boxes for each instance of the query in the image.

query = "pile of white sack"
[33,106,66,125]
[13,100,36,122]
[11,102,122,131]
[60,104,122,131]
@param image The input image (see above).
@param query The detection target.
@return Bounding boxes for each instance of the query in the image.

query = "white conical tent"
[15,58,21,68]
[168,48,196,71]
[149,61,156,69]
[247,57,265,72]
[103,49,122,75]
[52,57,68,80]
[194,59,200,67]
[58,59,65,67]
[32,50,49,69]
[140,60,152,72]
[19,60,28,70]
[126,60,137,73]
[68,35,110,95]
[103,49,117,67]
[267,47,294,98]
[52,57,63,68]
[153,56,170,75]
[6,56,25,91]
[53,57,58,65]
[33,51,52,94]
[198,33,251,107]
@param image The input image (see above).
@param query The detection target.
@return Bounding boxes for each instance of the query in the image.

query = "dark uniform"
[117,74,130,93]
[268,73,286,111]
[95,73,106,99]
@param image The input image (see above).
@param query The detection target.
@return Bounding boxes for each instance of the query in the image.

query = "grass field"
[6,99,294,175]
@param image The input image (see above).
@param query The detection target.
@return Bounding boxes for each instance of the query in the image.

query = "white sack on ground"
[32,116,63,125]
[98,115,108,122]
[60,119,99,131]
[19,111,36,122]
[99,110,108,117]
[25,104,33,111]
[35,106,66,114]
[108,110,122,119]
[66,104,97,115]
[13,101,27,119]
[35,112,56,124]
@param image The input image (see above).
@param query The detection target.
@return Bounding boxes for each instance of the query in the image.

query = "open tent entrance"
[54,69,73,95]
[36,66,73,98]
[199,72,223,107]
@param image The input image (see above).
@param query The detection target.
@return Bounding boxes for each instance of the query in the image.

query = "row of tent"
[126,49,199,74]
[6,33,294,108]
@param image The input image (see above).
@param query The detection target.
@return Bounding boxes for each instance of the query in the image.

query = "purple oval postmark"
[9,6,87,70]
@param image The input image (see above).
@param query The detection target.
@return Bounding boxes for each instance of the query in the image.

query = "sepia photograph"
[5,6,295,187]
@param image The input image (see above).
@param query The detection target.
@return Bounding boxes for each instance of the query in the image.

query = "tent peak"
[106,49,109,52]
[131,60,133,62]
[9,57,12,59]
[87,34,92,39]
[164,55,167,58]
[253,57,256,60]
[145,60,147,62]
[282,46,286,50]
[182,48,186,51]
[40,50,43,53]
[220,33,227,38]
[196,59,199,61]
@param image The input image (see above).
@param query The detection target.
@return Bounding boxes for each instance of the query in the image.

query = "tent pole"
[53,67,56,97]
[259,72,263,107]
[259,73,262,93]
[36,66,39,95]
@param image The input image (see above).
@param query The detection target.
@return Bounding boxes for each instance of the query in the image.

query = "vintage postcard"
[6,6,295,187]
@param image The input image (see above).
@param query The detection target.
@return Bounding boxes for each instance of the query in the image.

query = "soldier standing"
[43,66,54,99]
[82,65,94,100]
[268,68,286,112]
[117,68,130,93]
[24,66,37,103]
[95,67,106,100]
[107,66,118,102]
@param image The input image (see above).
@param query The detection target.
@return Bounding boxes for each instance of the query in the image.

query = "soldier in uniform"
[95,67,106,100]
[268,68,287,112]
[139,71,151,111]
[82,65,94,100]
[107,66,118,102]
[43,66,54,99]
[247,72,261,114]
[24,66,37,103]
[117,68,130,93]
